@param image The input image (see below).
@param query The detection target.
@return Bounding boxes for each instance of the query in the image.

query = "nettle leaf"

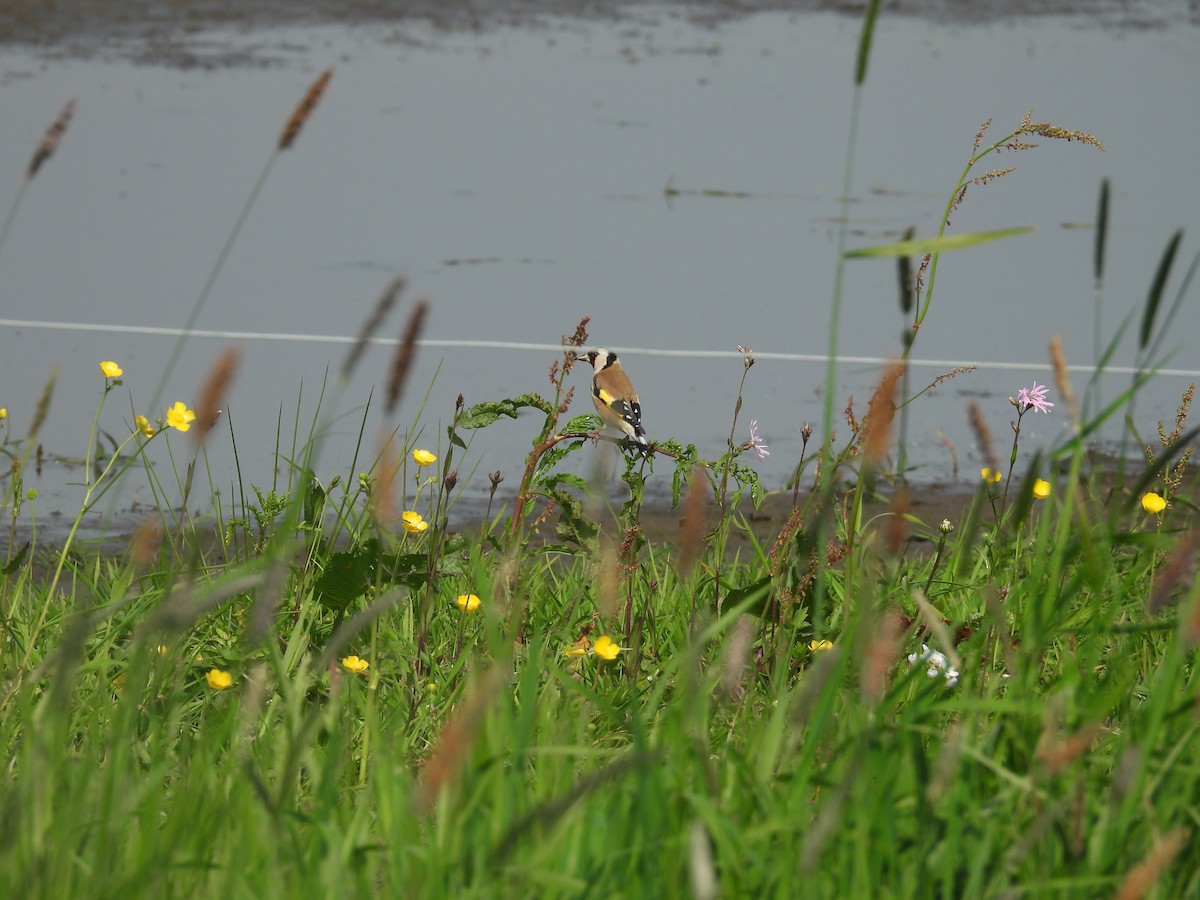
[665,443,700,507]
[622,466,646,510]
[549,488,599,545]
[724,575,772,617]
[314,538,382,613]
[433,535,469,577]
[458,394,553,430]
[563,414,600,434]
[314,541,435,612]
[382,551,430,590]
[535,436,587,478]
[539,471,592,494]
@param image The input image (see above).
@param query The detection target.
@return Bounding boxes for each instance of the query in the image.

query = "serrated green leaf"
[540,471,592,494]
[563,414,600,433]
[723,575,772,617]
[458,395,555,430]
[535,438,587,478]
[314,538,381,613]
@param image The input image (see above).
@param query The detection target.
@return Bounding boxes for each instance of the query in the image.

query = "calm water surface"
[1,2,1197,528]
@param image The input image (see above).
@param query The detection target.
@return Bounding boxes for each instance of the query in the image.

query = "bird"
[578,348,648,449]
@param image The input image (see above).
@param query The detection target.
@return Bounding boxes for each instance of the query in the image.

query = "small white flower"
[928,650,946,670]
[927,666,940,679]
[944,667,960,688]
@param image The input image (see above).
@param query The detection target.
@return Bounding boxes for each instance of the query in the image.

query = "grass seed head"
[968,401,999,475]
[342,276,405,381]
[195,347,240,441]
[27,98,77,180]
[386,298,429,415]
[278,68,333,151]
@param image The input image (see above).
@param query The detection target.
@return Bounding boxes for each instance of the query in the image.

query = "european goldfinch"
[579,348,648,449]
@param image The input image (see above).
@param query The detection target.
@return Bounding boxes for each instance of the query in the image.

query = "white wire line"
[2,316,1198,379]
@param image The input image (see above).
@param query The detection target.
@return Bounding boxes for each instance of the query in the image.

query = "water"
[1,3,1197,530]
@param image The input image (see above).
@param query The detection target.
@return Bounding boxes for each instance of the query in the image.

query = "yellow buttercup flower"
[809,639,834,652]
[135,415,156,437]
[205,668,233,691]
[456,593,481,613]
[401,510,429,534]
[0,408,7,420]
[1032,479,1051,500]
[981,467,1002,484]
[1141,492,1166,514]
[99,360,123,379]
[341,655,369,675]
[166,401,197,432]
[412,448,437,467]
[593,635,622,661]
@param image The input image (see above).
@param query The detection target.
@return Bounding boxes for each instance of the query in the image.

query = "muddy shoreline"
[2,0,1194,68]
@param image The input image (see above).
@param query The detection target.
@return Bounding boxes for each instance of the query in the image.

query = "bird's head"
[576,348,615,371]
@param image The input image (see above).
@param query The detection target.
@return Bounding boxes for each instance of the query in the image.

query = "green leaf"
[382,551,431,589]
[723,575,772,617]
[534,437,587,479]
[563,414,600,433]
[1139,230,1182,350]
[2,542,29,575]
[854,0,882,86]
[303,471,325,529]
[896,225,916,315]
[1094,177,1109,284]
[844,226,1035,258]
[539,471,591,494]
[458,394,554,430]
[314,539,381,613]
[548,487,598,545]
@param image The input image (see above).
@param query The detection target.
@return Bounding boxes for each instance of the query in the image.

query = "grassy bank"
[3,3,1199,896]
[0,333,1196,896]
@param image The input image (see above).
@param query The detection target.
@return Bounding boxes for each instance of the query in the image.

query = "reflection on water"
[0,3,1197,529]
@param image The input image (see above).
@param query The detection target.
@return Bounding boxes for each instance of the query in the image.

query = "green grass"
[2,5,1198,895]
[0,345,1196,897]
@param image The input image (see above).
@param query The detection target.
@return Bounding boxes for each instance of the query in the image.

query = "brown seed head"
[1049,334,1079,429]
[129,518,162,572]
[386,299,429,415]
[885,486,909,556]
[862,362,903,468]
[720,616,754,703]
[675,471,709,576]
[1114,827,1189,900]
[27,98,77,180]
[341,277,404,381]
[195,347,240,441]
[28,369,58,446]
[279,68,333,151]
[968,401,999,474]
[415,668,503,811]
[1020,121,1105,152]
[371,438,397,526]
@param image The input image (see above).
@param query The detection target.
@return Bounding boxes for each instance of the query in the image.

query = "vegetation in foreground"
[0,323,1196,897]
[2,3,1198,896]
